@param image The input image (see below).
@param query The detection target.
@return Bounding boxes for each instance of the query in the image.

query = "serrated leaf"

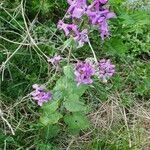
[53,76,88,98]
[42,100,59,114]
[41,125,60,139]
[64,112,89,131]
[63,100,86,112]
[40,112,62,126]
[63,65,74,80]
[68,94,80,101]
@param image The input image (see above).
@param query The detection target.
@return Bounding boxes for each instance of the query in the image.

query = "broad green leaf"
[63,100,86,112]
[41,125,60,139]
[42,100,59,114]
[68,94,80,101]
[53,77,69,96]
[53,76,88,98]
[40,112,62,126]
[64,112,89,131]
[63,65,74,80]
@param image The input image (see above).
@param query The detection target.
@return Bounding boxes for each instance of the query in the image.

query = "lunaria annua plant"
[31,0,116,106]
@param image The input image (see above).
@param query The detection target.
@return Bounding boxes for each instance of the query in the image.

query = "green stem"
[88,40,98,63]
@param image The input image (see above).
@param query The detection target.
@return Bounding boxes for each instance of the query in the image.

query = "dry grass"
[62,93,150,150]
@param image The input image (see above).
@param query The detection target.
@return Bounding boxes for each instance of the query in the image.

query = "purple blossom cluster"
[98,59,115,81]
[31,84,52,106]
[74,61,94,86]
[57,0,115,45]
[57,21,88,47]
[74,59,115,85]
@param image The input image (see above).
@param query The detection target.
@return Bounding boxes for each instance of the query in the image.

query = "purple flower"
[57,20,88,46]
[31,84,52,106]
[74,29,89,47]
[57,20,79,37]
[88,0,108,11]
[98,59,115,82]
[74,61,94,86]
[48,54,61,65]
[86,0,116,40]
[99,0,108,4]
[99,19,109,40]
[66,0,87,18]
[86,9,109,25]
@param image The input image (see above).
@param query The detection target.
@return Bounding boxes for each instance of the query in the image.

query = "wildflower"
[74,61,94,86]
[86,9,109,25]
[98,59,115,82]
[57,20,79,37]
[74,29,89,47]
[66,0,87,18]
[88,0,108,11]
[57,20,88,46]
[99,19,109,40]
[31,84,52,106]
[48,54,61,65]
[87,0,116,40]
[99,0,108,4]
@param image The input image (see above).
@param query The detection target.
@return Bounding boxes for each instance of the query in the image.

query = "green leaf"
[40,112,62,126]
[41,125,60,139]
[68,94,80,101]
[63,65,74,80]
[42,100,59,114]
[64,112,89,132]
[63,100,86,112]
[53,76,88,98]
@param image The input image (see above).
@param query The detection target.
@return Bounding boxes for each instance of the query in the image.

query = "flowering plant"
[30,0,116,134]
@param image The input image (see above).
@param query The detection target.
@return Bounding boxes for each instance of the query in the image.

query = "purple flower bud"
[74,61,94,86]
[48,54,61,65]
[31,84,52,106]
[98,59,115,82]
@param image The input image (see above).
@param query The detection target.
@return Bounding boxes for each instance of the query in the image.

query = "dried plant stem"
[0,109,15,135]
[123,107,132,148]
[66,138,75,150]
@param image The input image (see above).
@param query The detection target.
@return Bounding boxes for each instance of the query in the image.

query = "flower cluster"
[74,59,115,85]
[98,59,115,82]
[74,61,95,86]
[31,84,52,106]
[57,0,115,45]
[57,21,88,47]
